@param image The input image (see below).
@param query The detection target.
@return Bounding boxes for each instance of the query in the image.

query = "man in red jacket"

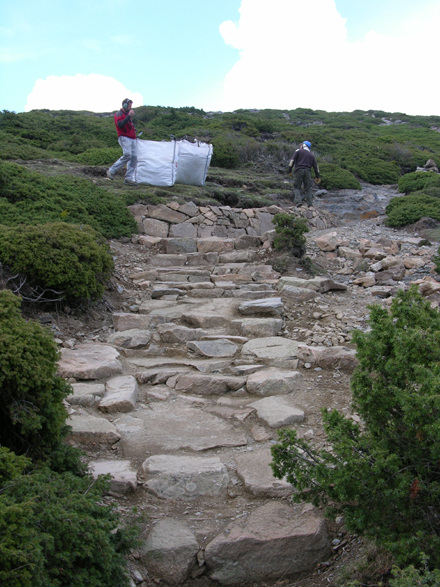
[288,141,320,207]
[107,98,138,185]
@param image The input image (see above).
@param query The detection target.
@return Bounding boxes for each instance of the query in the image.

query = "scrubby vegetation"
[386,194,440,227]
[2,107,440,189]
[0,223,114,303]
[272,288,440,570]
[0,161,136,238]
[272,212,309,257]
[398,171,440,194]
[0,291,137,586]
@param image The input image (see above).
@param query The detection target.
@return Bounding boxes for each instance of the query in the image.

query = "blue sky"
[1,0,439,115]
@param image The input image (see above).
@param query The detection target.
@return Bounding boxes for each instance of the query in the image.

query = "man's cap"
[303,141,311,148]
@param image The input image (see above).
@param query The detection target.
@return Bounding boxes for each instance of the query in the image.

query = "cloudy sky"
[1,0,439,115]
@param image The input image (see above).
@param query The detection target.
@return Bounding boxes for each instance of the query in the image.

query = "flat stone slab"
[232,318,283,337]
[246,368,301,396]
[297,344,358,372]
[112,312,154,331]
[58,344,122,380]
[241,337,298,365]
[67,414,121,445]
[157,323,207,343]
[187,339,239,358]
[205,502,330,584]
[173,373,246,395]
[249,397,305,428]
[114,403,247,455]
[182,299,240,329]
[99,375,138,413]
[147,204,189,224]
[107,329,151,349]
[279,285,317,302]
[88,459,137,494]
[66,382,105,407]
[143,454,229,499]
[238,298,283,316]
[278,276,347,293]
[235,448,293,497]
[142,518,198,585]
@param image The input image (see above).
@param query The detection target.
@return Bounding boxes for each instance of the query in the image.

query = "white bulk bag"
[135,139,179,187]
[175,139,213,186]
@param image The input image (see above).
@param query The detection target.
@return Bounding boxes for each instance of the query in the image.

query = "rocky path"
[56,195,440,587]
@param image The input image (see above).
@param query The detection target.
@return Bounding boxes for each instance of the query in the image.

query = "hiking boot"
[124,179,137,186]
[106,169,115,180]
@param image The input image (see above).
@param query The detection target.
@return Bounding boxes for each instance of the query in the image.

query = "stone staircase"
[57,205,351,586]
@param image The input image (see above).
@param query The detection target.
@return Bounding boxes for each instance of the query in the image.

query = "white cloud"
[219,0,440,115]
[25,74,143,112]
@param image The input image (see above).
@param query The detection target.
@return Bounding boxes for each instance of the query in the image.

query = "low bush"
[398,171,440,194]
[0,290,80,470]
[272,212,309,257]
[0,223,114,303]
[272,288,440,568]
[347,157,401,184]
[0,161,136,238]
[211,138,240,168]
[318,162,361,190]
[76,147,122,166]
[0,292,137,586]
[0,448,136,587]
[386,194,440,227]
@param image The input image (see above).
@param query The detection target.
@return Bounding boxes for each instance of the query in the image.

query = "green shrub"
[272,212,309,257]
[0,447,136,587]
[0,161,136,238]
[389,559,440,587]
[347,157,401,184]
[0,223,114,302]
[211,138,240,168]
[398,171,440,194]
[386,194,440,227]
[76,147,122,166]
[0,291,80,470]
[318,162,361,190]
[272,288,440,567]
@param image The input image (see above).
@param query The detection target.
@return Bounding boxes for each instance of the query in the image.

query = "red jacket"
[114,109,136,139]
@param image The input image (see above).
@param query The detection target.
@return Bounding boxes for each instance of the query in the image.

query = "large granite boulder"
[205,502,330,584]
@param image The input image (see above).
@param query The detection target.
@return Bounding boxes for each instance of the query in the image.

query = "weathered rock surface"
[107,328,151,349]
[186,339,239,358]
[143,454,229,499]
[246,368,301,396]
[88,459,137,494]
[115,404,247,454]
[205,502,330,584]
[99,375,138,413]
[58,344,122,380]
[235,448,293,497]
[173,373,246,395]
[142,518,199,585]
[297,344,358,372]
[67,414,121,445]
[249,396,305,428]
[238,298,283,316]
[241,337,298,367]
[66,382,105,407]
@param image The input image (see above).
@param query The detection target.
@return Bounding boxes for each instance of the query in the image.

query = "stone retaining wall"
[128,202,334,240]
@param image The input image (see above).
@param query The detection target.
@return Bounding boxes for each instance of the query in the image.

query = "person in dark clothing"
[288,141,320,207]
[107,98,138,185]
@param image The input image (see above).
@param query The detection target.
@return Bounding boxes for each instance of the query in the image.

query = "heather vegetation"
[0,291,137,586]
[2,106,440,187]
[272,288,440,577]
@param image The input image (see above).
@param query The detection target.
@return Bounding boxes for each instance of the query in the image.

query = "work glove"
[288,166,293,175]
[314,177,321,185]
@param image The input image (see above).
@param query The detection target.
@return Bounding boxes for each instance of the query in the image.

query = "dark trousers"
[293,168,313,206]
